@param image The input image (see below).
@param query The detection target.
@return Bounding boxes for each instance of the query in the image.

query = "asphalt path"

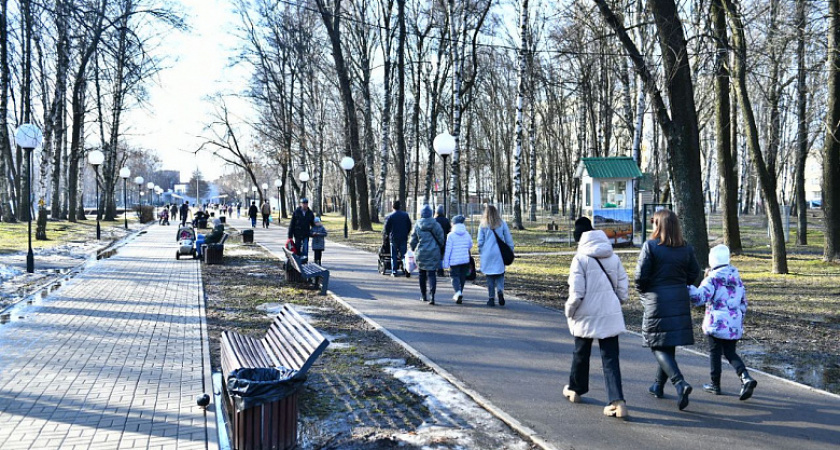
[227,217,840,450]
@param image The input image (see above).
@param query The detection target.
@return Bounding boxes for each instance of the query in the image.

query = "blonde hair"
[480,204,502,229]
[650,209,685,247]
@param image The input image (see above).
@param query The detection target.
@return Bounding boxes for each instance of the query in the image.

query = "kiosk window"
[600,181,626,208]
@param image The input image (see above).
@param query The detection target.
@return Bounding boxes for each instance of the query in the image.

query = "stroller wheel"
[378,259,385,275]
[176,252,180,260]
[192,249,197,259]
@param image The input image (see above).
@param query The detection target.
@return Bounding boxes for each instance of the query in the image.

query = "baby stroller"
[175,225,197,260]
[378,235,410,277]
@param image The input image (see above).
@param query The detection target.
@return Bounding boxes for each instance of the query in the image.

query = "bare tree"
[823,0,840,261]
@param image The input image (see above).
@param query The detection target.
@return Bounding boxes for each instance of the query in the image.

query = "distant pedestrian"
[635,209,701,411]
[237,203,241,218]
[248,201,258,228]
[310,217,328,265]
[261,200,271,228]
[170,204,178,222]
[689,244,758,400]
[410,204,445,305]
[477,204,514,307]
[435,205,451,276]
[383,200,412,276]
[179,201,191,227]
[288,198,316,259]
[442,215,472,304]
[563,219,629,418]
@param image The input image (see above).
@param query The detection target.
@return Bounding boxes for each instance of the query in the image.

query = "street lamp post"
[251,186,258,205]
[88,150,105,240]
[298,170,310,198]
[146,182,154,210]
[274,179,282,213]
[15,124,43,273]
[340,156,354,239]
[134,176,144,210]
[119,167,131,229]
[433,132,456,218]
[260,183,268,205]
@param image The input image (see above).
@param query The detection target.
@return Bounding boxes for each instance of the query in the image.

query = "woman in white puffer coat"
[442,215,473,304]
[562,222,630,418]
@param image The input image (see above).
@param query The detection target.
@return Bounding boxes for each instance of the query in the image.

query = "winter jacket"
[310,224,328,250]
[689,265,747,340]
[565,230,629,339]
[179,204,190,219]
[634,239,701,348]
[477,221,514,275]
[248,204,258,219]
[261,203,271,215]
[205,224,225,244]
[288,207,315,239]
[435,216,452,250]
[410,218,445,270]
[383,210,412,244]
[442,223,472,268]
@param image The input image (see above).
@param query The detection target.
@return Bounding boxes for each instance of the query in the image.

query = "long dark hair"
[650,209,685,247]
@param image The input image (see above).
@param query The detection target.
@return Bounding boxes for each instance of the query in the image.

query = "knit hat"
[452,215,466,224]
[436,205,445,216]
[213,218,222,227]
[300,198,309,204]
[709,244,730,268]
[573,217,594,243]
[420,204,433,219]
[314,216,321,223]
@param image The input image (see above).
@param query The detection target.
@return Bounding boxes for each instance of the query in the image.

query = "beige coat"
[565,230,629,339]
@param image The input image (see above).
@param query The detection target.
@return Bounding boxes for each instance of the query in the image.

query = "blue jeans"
[391,239,407,272]
[568,336,625,403]
[294,237,310,259]
[450,263,469,293]
[486,274,505,298]
[250,217,256,227]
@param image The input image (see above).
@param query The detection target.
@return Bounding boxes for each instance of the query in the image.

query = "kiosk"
[576,157,643,245]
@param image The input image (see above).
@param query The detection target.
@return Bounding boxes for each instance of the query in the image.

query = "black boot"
[703,383,721,395]
[421,292,428,302]
[675,379,693,411]
[429,293,435,305]
[739,371,757,401]
[487,297,495,307]
[498,291,505,306]
[648,382,664,398]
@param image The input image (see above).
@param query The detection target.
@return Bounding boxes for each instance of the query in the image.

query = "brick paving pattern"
[0,225,216,450]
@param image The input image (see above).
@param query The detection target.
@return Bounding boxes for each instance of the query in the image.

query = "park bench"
[282,247,330,295]
[203,233,229,264]
[220,304,330,450]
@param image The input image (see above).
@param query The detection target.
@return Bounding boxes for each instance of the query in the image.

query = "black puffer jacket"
[634,239,701,348]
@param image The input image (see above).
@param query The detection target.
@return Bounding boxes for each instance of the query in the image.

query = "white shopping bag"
[404,250,418,273]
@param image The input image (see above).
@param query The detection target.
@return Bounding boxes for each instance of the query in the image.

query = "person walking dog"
[689,244,758,400]
[635,209,701,411]
[563,219,630,418]
[410,204,445,305]
[477,204,514,307]
[442,215,472,304]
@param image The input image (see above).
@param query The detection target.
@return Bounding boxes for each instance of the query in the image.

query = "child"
[689,244,757,400]
[310,217,328,265]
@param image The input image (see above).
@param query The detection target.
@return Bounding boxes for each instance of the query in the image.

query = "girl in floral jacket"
[689,244,757,401]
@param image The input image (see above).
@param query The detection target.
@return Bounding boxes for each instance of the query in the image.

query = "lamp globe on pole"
[88,150,105,240]
[15,124,43,273]
[274,179,282,212]
[339,156,354,239]
[134,176,144,207]
[119,167,131,229]
[433,132,455,218]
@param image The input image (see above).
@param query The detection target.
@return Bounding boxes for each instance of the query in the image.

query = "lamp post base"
[26,249,34,273]
[97,222,101,240]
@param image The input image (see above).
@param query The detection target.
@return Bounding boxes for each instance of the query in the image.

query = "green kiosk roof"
[577,157,643,179]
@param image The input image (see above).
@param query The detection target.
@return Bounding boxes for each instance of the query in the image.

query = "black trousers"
[262,213,269,228]
[651,346,684,384]
[314,249,323,264]
[418,270,437,297]
[708,335,746,382]
[568,336,624,403]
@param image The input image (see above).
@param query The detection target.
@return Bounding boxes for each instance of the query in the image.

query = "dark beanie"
[573,217,594,243]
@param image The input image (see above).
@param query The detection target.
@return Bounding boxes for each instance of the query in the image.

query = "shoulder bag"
[591,257,618,298]
[492,228,515,266]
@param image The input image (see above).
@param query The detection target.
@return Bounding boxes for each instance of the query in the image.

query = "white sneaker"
[452,291,461,300]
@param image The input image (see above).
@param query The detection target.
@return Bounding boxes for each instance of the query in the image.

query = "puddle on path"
[739,342,840,394]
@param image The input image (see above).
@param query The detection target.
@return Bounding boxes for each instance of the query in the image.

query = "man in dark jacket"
[434,205,451,276]
[383,200,412,276]
[179,201,191,226]
[248,201,258,228]
[288,198,316,258]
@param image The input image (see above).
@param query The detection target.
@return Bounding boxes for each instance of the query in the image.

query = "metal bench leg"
[319,273,329,295]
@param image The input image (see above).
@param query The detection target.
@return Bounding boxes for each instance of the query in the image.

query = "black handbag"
[466,255,477,280]
[492,228,515,266]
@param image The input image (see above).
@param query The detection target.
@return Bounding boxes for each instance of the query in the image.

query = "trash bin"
[242,229,254,243]
[205,244,223,264]
[226,367,304,450]
[220,216,226,224]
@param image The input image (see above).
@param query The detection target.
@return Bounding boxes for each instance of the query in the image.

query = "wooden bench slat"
[264,323,309,370]
[274,311,321,354]
[279,306,328,349]
[225,332,273,370]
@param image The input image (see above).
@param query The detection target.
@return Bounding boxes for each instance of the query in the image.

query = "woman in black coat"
[634,209,700,411]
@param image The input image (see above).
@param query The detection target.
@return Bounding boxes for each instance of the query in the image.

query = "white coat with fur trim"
[565,230,629,339]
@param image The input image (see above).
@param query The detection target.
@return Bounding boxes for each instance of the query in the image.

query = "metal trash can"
[225,368,304,450]
[242,229,254,243]
[205,244,223,264]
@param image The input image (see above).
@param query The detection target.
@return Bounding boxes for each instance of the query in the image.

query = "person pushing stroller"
[383,201,411,277]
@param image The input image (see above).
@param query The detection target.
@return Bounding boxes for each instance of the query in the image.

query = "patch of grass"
[0,218,139,253]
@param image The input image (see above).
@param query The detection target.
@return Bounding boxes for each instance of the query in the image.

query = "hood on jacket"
[577,230,614,259]
[452,223,468,235]
[417,217,438,231]
[420,204,433,218]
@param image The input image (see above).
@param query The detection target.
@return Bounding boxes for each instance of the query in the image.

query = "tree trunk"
[374,9,392,217]
[396,0,407,209]
[447,0,461,217]
[512,0,527,230]
[823,0,840,261]
[712,0,742,254]
[722,0,788,273]
[794,0,809,245]
[0,0,14,222]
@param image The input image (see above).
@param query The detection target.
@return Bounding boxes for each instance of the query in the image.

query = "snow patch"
[364,358,406,367]
[246,272,269,278]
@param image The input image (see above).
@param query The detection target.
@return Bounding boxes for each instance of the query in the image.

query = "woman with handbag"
[477,204,514,307]
[562,220,630,418]
[410,205,446,305]
[442,215,473,304]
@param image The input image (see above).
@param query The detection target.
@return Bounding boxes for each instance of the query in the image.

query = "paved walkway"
[231,217,840,450]
[0,225,216,450]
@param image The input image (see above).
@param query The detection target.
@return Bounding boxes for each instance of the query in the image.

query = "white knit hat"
[709,244,730,268]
